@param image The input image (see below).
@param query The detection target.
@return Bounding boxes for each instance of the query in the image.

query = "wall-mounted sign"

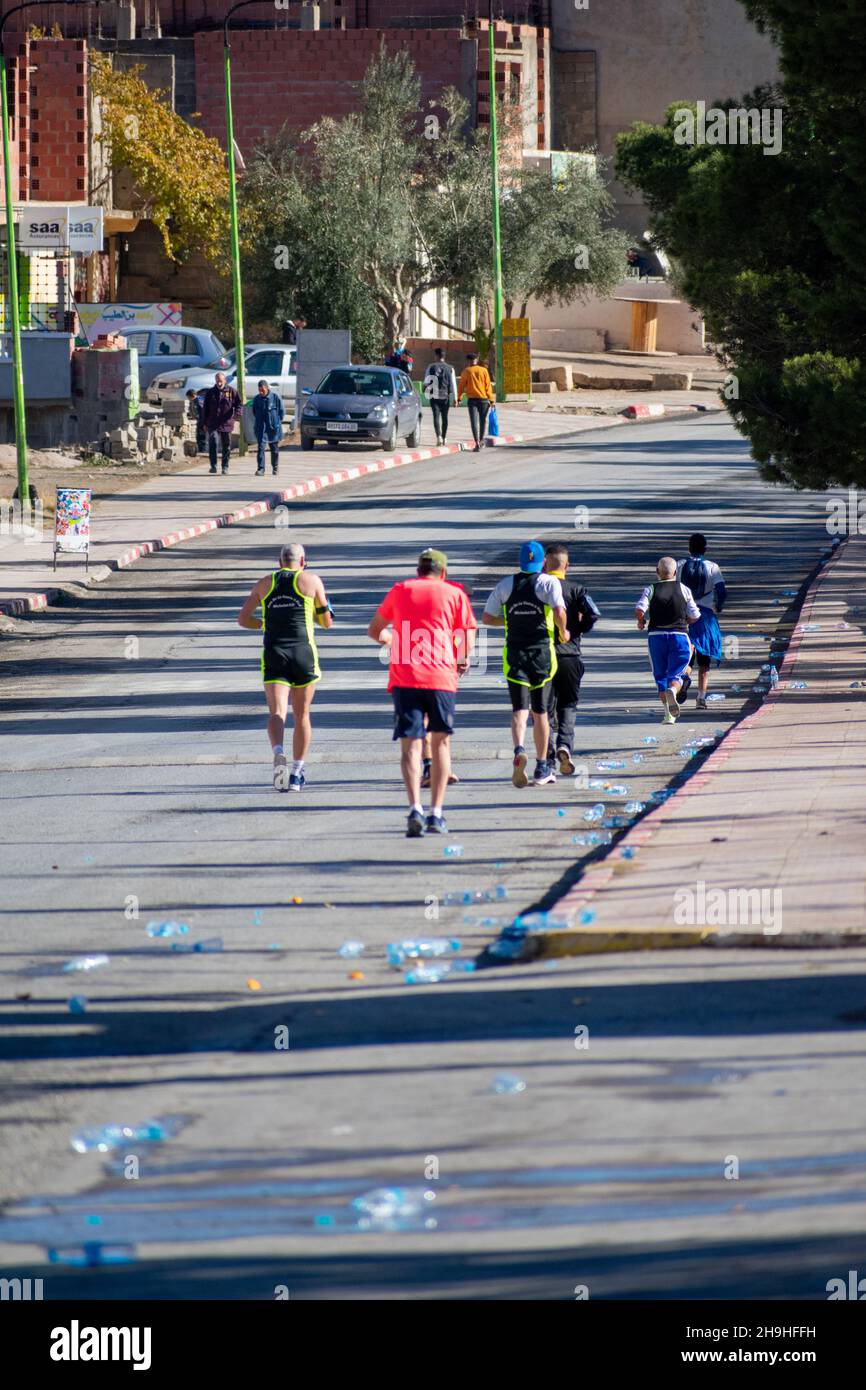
[0,204,104,253]
[77,302,182,342]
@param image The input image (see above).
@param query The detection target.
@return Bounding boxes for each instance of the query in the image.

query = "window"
[317,369,393,397]
[125,332,150,352]
[151,331,197,356]
[246,351,284,376]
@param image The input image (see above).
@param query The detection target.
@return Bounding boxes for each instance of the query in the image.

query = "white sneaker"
[663,688,680,720]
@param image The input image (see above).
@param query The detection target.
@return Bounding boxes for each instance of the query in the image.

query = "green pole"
[488,2,506,403]
[223,30,246,454]
[0,52,30,504]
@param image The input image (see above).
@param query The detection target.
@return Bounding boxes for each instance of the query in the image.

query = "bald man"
[635,557,701,723]
[238,542,333,789]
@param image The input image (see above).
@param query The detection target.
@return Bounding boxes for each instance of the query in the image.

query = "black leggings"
[467,397,490,444]
[430,400,451,440]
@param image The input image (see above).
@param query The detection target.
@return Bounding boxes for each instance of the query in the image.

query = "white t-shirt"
[676,557,724,610]
[484,573,565,616]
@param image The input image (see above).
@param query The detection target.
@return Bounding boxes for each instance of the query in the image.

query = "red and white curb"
[1,436,528,617]
[537,540,847,929]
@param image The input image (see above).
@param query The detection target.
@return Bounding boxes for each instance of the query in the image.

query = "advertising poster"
[77,303,182,343]
[54,487,92,555]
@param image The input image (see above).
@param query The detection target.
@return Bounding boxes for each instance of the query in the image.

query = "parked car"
[124,327,230,392]
[300,365,421,451]
[146,344,297,418]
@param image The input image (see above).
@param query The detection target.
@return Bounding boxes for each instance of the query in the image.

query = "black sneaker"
[533,760,556,785]
[209,466,218,474]
[221,468,229,475]
[406,809,426,838]
[676,674,692,706]
[512,748,529,788]
[426,813,449,834]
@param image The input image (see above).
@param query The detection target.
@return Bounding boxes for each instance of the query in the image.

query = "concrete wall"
[550,0,779,234]
[528,281,705,355]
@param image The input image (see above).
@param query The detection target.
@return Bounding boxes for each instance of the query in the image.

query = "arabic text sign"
[54,487,92,554]
[77,303,182,341]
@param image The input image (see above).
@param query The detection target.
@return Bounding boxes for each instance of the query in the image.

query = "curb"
[0,436,516,618]
[498,536,851,962]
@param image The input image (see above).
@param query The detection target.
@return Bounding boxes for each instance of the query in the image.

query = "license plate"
[326,421,358,432]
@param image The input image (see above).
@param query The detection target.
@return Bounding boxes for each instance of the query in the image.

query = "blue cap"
[520,541,545,573]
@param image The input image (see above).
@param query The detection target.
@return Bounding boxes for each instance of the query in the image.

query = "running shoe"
[557,747,576,776]
[426,814,449,834]
[662,710,676,724]
[696,695,708,710]
[406,809,426,838]
[288,771,306,791]
[272,753,288,791]
[420,760,432,789]
[255,467,265,476]
[533,760,556,785]
[512,748,529,788]
[676,674,692,705]
[663,688,680,720]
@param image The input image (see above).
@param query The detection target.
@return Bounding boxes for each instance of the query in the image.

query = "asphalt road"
[2,414,865,1299]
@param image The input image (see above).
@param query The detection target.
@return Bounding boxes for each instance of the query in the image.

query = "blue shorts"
[647,631,693,692]
[392,688,456,740]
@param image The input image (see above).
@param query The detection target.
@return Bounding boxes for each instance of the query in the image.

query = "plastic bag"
[486,404,499,437]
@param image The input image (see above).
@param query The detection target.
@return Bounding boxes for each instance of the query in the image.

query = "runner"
[635,557,701,723]
[482,541,569,787]
[541,542,601,777]
[677,533,727,710]
[237,542,333,790]
[368,548,476,837]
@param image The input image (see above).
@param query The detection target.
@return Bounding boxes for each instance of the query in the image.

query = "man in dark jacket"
[202,371,242,475]
[252,380,284,476]
[542,542,601,776]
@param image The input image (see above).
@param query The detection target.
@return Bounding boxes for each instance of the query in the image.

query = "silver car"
[147,344,297,414]
[300,365,422,451]
[124,327,230,392]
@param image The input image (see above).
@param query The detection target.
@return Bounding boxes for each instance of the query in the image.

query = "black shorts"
[392,688,456,740]
[507,679,549,714]
[694,650,711,671]
[262,641,321,688]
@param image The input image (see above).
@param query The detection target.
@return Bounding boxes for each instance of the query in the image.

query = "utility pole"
[488,0,506,403]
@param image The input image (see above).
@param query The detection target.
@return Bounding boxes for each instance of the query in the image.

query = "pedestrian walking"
[457,352,495,451]
[541,542,601,776]
[423,347,458,446]
[202,371,242,475]
[252,379,284,477]
[237,542,334,791]
[368,548,476,837]
[635,557,701,723]
[482,541,570,786]
[677,533,727,709]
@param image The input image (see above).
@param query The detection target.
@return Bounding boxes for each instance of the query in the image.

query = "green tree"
[615,2,866,489]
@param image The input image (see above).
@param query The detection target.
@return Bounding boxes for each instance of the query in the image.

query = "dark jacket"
[202,384,242,433]
[252,389,284,441]
[553,575,601,656]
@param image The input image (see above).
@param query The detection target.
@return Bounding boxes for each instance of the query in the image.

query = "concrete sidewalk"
[520,534,866,956]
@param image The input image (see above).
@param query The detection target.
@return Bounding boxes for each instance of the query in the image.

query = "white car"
[146,344,297,415]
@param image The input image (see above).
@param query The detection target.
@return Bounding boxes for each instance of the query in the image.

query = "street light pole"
[1,2,103,506]
[487,0,506,403]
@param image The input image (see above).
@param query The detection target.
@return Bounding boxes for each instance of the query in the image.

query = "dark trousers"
[430,399,451,441]
[546,655,585,756]
[256,435,280,471]
[208,431,231,472]
[467,397,490,444]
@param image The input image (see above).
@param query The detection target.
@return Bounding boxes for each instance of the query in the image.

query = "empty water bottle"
[491,1073,526,1094]
[768,668,779,687]
[606,783,629,796]
[337,942,365,959]
[642,736,659,746]
[705,693,725,701]
[387,938,460,967]
[405,960,474,983]
[68,996,87,1015]
[596,759,626,771]
[71,1117,180,1154]
[351,1187,436,1227]
[632,752,645,763]
[146,921,189,939]
[790,680,807,690]
[62,954,110,974]
[171,937,223,953]
[48,1243,136,1267]
[624,801,646,814]
[444,845,464,857]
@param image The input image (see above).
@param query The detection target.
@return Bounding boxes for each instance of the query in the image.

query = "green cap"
[419,547,448,570]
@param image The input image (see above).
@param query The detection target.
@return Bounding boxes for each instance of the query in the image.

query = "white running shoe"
[664,688,680,720]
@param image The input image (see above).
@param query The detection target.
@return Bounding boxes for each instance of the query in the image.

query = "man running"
[541,542,601,776]
[237,542,333,790]
[677,533,727,709]
[635,557,701,723]
[368,548,476,837]
[482,541,569,786]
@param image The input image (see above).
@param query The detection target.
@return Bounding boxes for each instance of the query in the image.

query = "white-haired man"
[635,556,701,723]
[238,542,333,789]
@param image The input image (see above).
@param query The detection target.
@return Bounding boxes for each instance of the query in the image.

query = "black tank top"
[261,569,316,649]
[503,572,556,686]
[647,580,690,633]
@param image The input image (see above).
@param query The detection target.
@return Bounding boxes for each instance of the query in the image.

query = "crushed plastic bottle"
[68,996,87,1015]
[556,808,567,817]
[603,815,629,828]
[620,846,637,860]
[705,693,726,701]
[624,801,646,814]
[145,921,189,939]
[337,942,365,959]
[62,954,110,974]
[404,960,476,984]
[789,680,808,690]
[48,1243,136,1267]
[578,909,595,925]
[387,938,461,967]
[491,1073,526,1094]
[631,752,645,764]
[170,937,223,953]
[596,759,626,771]
[443,845,464,858]
[588,778,608,790]
[351,1187,436,1229]
[641,736,659,746]
[650,789,674,802]
[768,668,779,687]
[583,802,606,823]
[71,1116,182,1154]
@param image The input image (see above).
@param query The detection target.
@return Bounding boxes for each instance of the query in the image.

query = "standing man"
[542,542,601,776]
[457,351,495,451]
[423,347,458,446]
[237,542,333,790]
[202,371,242,476]
[252,379,284,477]
[677,533,727,710]
[635,557,701,723]
[368,548,476,837]
[482,541,569,787]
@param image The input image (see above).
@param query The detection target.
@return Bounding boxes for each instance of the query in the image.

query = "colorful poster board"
[76,303,182,343]
[502,317,532,396]
[54,487,92,568]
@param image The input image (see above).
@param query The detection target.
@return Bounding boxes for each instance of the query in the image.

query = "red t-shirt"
[376,577,477,692]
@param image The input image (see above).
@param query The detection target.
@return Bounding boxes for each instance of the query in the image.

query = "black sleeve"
[576,589,601,634]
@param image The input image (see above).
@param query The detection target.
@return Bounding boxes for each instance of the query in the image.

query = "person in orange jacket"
[457,352,495,451]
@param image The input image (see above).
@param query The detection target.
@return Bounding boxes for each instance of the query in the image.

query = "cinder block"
[536,364,572,390]
[650,371,693,390]
[533,380,558,393]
